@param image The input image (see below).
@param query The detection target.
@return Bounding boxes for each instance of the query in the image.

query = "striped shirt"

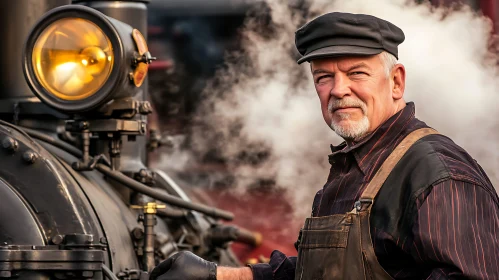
[251,102,499,279]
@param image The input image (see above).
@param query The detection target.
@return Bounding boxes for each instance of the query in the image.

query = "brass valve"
[131,202,166,214]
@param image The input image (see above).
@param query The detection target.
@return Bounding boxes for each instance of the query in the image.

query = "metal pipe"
[235,227,262,247]
[18,126,83,158]
[142,213,156,272]
[207,225,262,247]
[102,264,119,280]
[156,207,186,219]
[95,163,234,221]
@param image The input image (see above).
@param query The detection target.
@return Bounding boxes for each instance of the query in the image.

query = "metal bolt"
[2,137,18,153]
[79,121,89,130]
[99,237,108,244]
[51,235,64,245]
[132,227,144,239]
[22,150,38,164]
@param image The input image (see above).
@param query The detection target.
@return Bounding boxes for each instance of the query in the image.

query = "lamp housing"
[23,5,148,115]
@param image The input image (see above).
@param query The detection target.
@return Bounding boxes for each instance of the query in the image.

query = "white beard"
[328,98,370,142]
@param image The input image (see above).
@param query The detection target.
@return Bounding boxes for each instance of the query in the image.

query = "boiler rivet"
[2,137,18,153]
[22,150,38,164]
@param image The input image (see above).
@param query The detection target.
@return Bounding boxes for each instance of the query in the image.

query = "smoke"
[160,0,499,219]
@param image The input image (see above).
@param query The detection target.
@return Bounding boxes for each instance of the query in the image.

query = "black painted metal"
[0,122,110,278]
[0,0,71,117]
[0,180,44,246]
[39,140,141,275]
[0,124,104,242]
[0,0,71,101]
[74,1,148,37]
[74,0,150,172]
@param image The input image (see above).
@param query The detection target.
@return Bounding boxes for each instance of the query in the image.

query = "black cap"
[295,12,405,64]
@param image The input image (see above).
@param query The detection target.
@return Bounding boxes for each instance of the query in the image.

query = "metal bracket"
[66,119,146,170]
[147,129,174,152]
[0,243,105,278]
[134,51,156,66]
[98,98,153,118]
[66,119,146,135]
[134,169,156,186]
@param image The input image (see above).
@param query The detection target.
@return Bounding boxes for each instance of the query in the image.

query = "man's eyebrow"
[312,69,332,75]
[312,62,372,75]
[346,62,371,72]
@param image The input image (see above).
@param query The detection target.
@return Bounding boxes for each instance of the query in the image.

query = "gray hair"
[379,51,398,77]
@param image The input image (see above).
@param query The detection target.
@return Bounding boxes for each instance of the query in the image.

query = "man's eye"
[316,75,332,83]
[349,71,366,76]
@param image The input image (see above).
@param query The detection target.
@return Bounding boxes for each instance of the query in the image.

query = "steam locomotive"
[0,1,259,279]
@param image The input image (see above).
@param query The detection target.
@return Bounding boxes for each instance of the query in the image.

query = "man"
[150,12,499,280]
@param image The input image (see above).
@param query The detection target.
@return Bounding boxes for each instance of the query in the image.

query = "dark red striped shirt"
[251,102,499,279]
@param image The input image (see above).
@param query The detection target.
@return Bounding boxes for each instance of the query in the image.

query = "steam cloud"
[160,0,499,219]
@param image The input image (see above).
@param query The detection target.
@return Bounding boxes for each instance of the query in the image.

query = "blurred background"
[145,0,499,263]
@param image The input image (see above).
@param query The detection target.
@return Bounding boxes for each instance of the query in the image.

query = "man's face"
[310,54,405,141]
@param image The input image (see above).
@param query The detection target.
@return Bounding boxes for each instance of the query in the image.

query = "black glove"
[149,251,217,280]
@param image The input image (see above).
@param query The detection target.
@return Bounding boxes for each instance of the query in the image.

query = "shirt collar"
[328,102,417,175]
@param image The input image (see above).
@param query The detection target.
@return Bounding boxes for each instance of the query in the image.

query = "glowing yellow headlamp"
[32,18,114,101]
[23,5,152,114]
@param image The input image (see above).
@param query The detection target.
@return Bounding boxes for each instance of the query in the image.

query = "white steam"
[160,0,499,219]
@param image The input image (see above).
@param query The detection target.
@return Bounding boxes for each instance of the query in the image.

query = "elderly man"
[150,12,499,280]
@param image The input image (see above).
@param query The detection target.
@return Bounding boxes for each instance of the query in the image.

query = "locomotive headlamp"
[32,18,114,101]
[23,5,154,114]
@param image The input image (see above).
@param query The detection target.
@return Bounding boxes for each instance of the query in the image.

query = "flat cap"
[295,12,405,64]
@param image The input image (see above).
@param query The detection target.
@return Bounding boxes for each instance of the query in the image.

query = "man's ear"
[391,64,405,100]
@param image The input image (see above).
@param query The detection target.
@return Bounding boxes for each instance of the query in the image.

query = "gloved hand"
[149,251,217,280]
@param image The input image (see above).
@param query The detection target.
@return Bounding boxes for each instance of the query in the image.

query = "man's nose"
[330,74,351,98]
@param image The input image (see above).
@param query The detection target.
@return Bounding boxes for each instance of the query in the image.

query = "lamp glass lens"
[32,18,114,101]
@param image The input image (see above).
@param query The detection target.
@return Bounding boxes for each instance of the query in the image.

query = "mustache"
[328,98,367,114]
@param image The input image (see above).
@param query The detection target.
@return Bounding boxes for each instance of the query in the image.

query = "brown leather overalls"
[295,128,437,280]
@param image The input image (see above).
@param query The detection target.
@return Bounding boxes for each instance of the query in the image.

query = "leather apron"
[295,128,438,280]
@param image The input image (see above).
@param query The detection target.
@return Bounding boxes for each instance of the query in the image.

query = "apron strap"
[358,128,439,208]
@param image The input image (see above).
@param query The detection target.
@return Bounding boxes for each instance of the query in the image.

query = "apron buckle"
[354,198,373,211]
